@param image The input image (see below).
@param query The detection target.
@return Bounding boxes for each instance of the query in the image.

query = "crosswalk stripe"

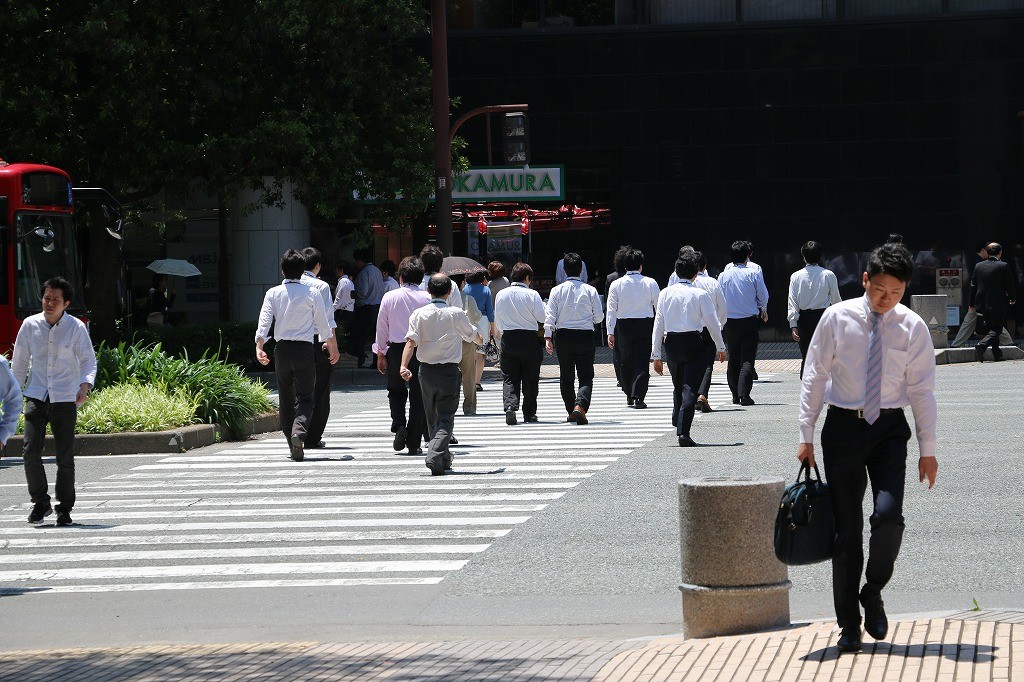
[0,559,470,582]
[0,544,491,565]
[0,577,444,595]
[0,529,512,549]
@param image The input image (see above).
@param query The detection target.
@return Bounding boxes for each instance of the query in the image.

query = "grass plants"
[77,383,197,434]
[94,342,275,437]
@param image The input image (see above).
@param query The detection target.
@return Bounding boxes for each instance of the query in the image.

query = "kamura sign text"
[453,166,564,201]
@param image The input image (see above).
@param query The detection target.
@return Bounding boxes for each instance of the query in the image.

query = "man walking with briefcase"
[796,243,938,654]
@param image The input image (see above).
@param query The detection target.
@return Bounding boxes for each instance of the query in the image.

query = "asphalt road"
[0,359,1020,650]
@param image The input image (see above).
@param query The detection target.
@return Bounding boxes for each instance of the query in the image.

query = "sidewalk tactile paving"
[0,616,1020,679]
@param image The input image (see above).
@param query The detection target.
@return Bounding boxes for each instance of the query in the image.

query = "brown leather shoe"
[696,396,713,413]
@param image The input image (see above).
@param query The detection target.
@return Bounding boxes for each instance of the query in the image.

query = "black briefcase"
[774,461,836,566]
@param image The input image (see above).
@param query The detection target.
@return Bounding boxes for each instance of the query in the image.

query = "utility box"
[936,267,963,306]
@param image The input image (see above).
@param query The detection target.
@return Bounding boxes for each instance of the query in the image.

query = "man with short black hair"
[652,256,726,446]
[419,244,461,308]
[301,247,338,448]
[545,253,604,424]
[376,257,431,455]
[798,242,938,654]
[788,241,842,377]
[256,249,340,462]
[12,276,97,527]
[970,241,1017,362]
[718,240,769,406]
[400,274,481,475]
[692,250,727,413]
[494,263,546,425]
[606,248,659,408]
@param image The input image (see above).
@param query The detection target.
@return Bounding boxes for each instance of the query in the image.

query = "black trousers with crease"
[822,407,911,630]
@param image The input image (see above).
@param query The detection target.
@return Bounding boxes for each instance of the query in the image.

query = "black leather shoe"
[837,627,862,653]
[393,426,408,451]
[450,436,459,445]
[524,415,538,423]
[505,409,517,426]
[975,345,985,363]
[732,397,741,404]
[678,436,697,447]
[406,447,423,456]
[860,590,888,640]
[426,460,444,476]
[626,397,634,407]
[739,396,755,406]
[306,440,326,449]
[634,400,648,409]
[27,502,52,524]
[289,436,305,462]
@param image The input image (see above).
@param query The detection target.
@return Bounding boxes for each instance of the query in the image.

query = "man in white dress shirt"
[652,255,726,446]
[787,241,842,377]
[12,276,97,526]
[400,274,481,476]
[334,259,355,355]
[606,248,659,409]
[797,242,938,654]
[692,251,728,413]
[494,263,546,425]
[545,253,604,424]
[256,249,340,462]
[301,247,338,449]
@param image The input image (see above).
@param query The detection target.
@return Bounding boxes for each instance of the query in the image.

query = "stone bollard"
[678,477,790,639]
[911,294,950,349]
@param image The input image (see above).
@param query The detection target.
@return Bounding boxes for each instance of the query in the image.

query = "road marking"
[0,560,469,581]
[0,544,491,564]
[0,577,444,595]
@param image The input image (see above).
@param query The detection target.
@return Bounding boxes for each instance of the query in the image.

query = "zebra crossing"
[0,373,748,595]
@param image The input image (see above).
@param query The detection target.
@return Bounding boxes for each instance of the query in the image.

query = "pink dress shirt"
[374,284,431,354]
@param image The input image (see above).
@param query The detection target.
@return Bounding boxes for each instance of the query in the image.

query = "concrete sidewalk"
[1,610,1018,681]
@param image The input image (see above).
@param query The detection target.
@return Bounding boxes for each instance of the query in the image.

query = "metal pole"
[431,0,453,256]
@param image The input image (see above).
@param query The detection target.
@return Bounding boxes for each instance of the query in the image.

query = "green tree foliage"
[0,1,434,222]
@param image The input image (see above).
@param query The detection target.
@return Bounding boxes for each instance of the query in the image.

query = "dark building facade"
[447,9,1024,336]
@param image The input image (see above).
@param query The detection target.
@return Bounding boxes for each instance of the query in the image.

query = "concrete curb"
[935,345,1024,364]
[1,412,279,458]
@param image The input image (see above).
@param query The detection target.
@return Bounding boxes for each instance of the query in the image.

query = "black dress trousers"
[500,329,543,418]
[664,332,706,437]
[274,340,316,443]
[305,335,334,445]
[386,342,425,449]
[696,328,717,399]
[553,328,596,414]
[615,317,654,402]
[822,407,911,630]
[723,315,760,401]
[796,308,826,378]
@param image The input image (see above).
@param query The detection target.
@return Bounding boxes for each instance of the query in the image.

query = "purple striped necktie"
[863,311,883,424]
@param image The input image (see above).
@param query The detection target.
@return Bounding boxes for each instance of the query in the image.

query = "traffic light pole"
[431,0,453,256]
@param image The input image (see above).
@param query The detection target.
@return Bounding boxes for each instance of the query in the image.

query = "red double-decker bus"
[0,159,121,352]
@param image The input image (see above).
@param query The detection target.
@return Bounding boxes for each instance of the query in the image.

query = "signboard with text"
[453,166,564,201]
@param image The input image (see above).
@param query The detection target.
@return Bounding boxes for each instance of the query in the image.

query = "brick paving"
[1,611,1018,681]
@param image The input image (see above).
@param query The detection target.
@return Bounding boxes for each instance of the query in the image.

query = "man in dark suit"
[969,242,1017,362]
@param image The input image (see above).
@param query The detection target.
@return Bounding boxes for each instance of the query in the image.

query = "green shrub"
[94,341,276,437]
[76,383,198,434]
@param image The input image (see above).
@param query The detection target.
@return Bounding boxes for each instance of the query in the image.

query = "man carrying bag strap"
[796,243,938,655]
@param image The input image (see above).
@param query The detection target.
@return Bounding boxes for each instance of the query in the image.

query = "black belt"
[666,331,701,336]
[800,308,826,312]
[828,405,903,419]
[277,339,313,345]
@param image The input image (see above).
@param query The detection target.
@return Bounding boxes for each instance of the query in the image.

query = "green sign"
[453,166,564,201]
